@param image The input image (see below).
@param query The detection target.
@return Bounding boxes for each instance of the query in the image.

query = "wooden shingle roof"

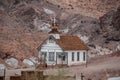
[55,36,89,50]
[37,35,89,51]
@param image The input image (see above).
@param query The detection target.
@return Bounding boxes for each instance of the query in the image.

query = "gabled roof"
[38,35,89,51]
[55,36,89,50]
[37,35,63,50]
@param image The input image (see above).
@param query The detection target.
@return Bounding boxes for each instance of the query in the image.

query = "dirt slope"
[0,21,47,61]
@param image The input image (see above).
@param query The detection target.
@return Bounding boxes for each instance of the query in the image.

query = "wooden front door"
[56,52,68,65]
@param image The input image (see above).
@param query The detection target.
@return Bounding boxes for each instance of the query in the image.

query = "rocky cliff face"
[112,6,120,31]
[99,7,120,49]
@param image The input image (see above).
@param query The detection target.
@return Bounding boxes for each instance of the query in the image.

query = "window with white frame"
[41,52,47,57]
[49,52,54,61]
[49,37,54,43]
[41,52,47,61]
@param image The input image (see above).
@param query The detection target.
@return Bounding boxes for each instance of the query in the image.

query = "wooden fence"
[10,71,44,80]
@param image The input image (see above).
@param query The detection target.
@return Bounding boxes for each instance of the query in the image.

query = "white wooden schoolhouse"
[37,23,89,66]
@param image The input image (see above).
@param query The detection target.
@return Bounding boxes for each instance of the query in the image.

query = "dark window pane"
[49,52,54,61]
[83,52,86,61]
[77,52,80,61]
[72,52,74,61]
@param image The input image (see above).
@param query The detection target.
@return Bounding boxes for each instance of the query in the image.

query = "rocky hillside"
[48,0,120,18]
[0,0,120,68]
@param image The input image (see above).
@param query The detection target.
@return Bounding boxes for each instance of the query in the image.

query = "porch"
[40,52,68,66]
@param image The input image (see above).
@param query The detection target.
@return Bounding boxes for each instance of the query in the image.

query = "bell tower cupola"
[48,22,60,39]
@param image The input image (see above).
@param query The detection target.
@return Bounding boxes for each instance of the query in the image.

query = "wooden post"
[86,61,87,68]
[81,73,84,80]
[3,69,6,80]
[86,50,88,68]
